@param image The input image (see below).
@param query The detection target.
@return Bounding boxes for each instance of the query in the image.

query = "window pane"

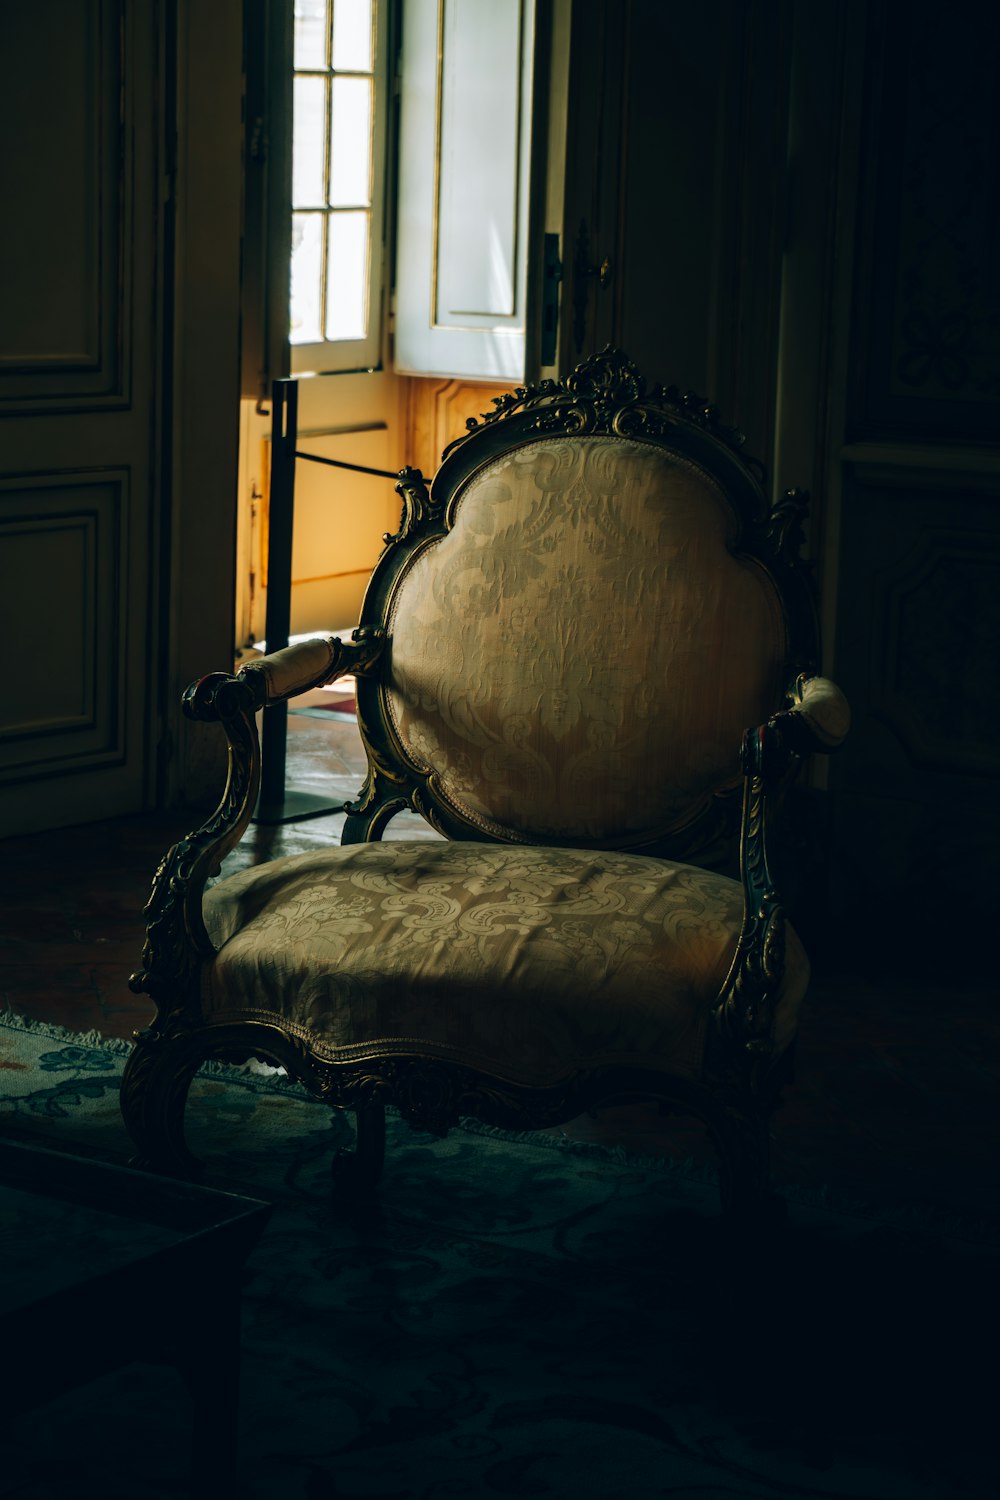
[292,76,327,208]
[294,0,328,69]
[326,212,369,341]
[290,213,325,344]
[332,0,373,72]
[329,77,372,206]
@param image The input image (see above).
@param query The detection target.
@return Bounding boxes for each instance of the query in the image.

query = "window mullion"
[320,5,334,347]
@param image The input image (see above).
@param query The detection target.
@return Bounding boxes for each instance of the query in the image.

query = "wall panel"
[0,1,161,835]
[850,0,1000,441]
[402,376,513,479]
[773,0,1000,968]
[828,464,1000,963]
[0,0,127,410]
[0,474,127,778]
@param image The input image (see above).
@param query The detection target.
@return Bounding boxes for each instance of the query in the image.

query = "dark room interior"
[1,2,998,1497]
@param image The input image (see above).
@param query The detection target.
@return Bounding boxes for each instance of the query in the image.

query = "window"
[289,0,388,374]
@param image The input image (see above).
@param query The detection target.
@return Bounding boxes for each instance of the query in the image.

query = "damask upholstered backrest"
[358,351,814,849]
[386,435,786,845]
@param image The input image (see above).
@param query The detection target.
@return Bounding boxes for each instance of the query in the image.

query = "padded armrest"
[235,630,386,708]
[786,673,850,750]
[238,636,344,704]
[742,674,849,787]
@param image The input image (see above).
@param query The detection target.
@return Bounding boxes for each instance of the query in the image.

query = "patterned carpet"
[1,1011,995,1499]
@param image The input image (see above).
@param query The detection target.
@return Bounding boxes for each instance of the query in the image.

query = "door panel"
[556,0,790,469]
[0,474,126,773]
[773,0,1000,965]
[829,468,1000,959]
[0,0,161,835]
[0,0,125,407]
[401,376,513,479]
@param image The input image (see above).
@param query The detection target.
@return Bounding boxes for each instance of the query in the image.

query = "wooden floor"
[2,711,996,1233]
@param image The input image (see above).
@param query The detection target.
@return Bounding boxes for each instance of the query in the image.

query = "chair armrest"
[769,673,850,756]
[238,629,386,706]
[711,674,850,1077]
[130,629,387,1009]
[192,627,387,718]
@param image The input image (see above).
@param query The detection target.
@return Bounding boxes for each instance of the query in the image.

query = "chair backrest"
[356,349,817,851]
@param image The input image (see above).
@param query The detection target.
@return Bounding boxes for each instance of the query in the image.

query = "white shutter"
[394,0,536,381]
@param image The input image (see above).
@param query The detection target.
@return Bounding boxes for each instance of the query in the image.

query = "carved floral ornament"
[442,347,752,464]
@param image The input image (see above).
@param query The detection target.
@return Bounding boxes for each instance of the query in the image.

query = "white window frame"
[290,0,390,376]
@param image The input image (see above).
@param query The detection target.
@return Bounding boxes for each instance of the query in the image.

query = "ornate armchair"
[123,348,849,1221]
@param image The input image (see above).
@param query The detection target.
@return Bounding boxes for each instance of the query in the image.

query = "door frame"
[160,0,247,809]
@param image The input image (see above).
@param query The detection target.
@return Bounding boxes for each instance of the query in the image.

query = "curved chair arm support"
[711,724,786,1077]
[711,675,850,1087]
[129,629,388,1016]
[128,673,261,1014]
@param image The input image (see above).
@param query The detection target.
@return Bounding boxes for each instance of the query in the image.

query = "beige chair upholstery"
[388,437,787,842]
[123,349,848,1221]
[201,843,810,1086]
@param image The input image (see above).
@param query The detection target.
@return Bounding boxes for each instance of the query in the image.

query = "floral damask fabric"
[201,841,809,1085]
[386,436,787,841]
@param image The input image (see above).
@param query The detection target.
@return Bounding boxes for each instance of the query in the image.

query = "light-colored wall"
[238,375,406,647]
[239,374,513,648]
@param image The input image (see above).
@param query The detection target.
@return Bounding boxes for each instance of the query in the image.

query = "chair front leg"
[331,1102,387,1196]
[120,1020,208,1178]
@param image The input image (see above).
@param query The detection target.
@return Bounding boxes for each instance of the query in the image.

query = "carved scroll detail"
[130,630,389,1016]
[443,347,752,462]
[384,467,440,545]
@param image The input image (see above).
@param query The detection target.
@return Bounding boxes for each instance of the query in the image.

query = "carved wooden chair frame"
[123,348,844,1220]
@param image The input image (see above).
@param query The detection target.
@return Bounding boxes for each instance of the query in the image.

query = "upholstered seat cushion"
[201,842,809,1088]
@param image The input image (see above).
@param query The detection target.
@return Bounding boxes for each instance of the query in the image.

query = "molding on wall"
[841,442,1000,481]
[402,375,513,479]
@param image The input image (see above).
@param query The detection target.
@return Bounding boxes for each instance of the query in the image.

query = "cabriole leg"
[120,1027,205,1179]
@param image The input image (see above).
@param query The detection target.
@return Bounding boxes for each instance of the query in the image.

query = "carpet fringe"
[0,1008,309,1094]
[0,1007,134,1056]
